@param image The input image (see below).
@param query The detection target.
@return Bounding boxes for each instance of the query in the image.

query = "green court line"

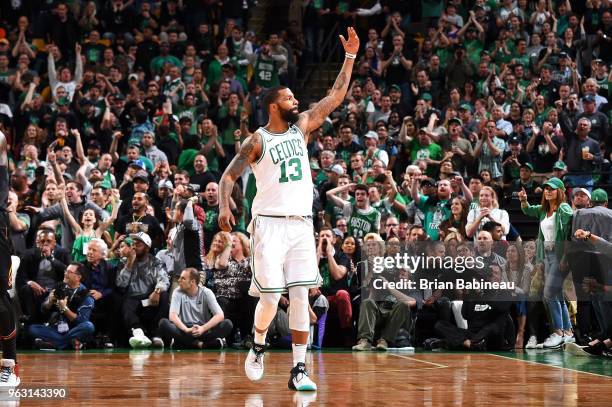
[488,351,612,378]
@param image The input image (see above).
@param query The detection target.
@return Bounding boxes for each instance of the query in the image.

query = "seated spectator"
[115,232,169,349]
[214,232,255,346]
[434,264,515,351]
[82,238,120,348]
[158,268,233,349]
[28,262,95,350]
[317,227,352,346]
[352,233,414,351]
[17,228,71,323]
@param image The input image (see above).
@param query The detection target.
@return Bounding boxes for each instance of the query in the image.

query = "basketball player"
[218,28,359,391]
[0,130,19,386]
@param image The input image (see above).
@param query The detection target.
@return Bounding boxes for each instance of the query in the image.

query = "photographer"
[17,228,70,323]
[28,263,95,350]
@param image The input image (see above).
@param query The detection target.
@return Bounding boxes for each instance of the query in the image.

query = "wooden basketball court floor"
[7,349,612,406]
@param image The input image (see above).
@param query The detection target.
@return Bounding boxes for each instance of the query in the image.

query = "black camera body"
[54,284,68,301]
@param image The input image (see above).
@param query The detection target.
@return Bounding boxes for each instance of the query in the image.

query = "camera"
[54,284,68,301]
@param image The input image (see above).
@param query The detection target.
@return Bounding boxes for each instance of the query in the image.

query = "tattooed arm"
[218,132,263,231]
[297,27,360,138]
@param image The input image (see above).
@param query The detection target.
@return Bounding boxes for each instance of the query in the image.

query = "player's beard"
[279,106,300,124]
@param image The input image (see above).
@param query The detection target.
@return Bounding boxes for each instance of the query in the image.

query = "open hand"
[340,27,360,55]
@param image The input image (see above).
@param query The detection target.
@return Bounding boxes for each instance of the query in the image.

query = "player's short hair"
[263,86,288,112]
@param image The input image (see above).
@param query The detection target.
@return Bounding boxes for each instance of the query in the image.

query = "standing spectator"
[559,116,603,191]
[519,178,574,348]
[474,120,506,182]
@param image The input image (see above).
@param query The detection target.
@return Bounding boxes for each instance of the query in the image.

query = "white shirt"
[540,212,556,245]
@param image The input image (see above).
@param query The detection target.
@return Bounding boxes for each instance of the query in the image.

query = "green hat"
[552,161,567,170]
[543,177,565,191]
[123,237,134,246]
[421,93,433,101]
[520,162,534,171]
[56,96,70,106]
[99,179,112,190]
[309,161,320,170]
[389,84,401,92]
[591,188,608,203]
[458,103,473,112]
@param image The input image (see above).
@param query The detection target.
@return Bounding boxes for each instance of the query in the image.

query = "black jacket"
[17,247,71,289]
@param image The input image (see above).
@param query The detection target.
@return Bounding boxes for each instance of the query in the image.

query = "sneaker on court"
[151,337,164,349]
[563,342,592,357]
[563,335,576,344]
[543,333,564,349]
[71,338,83,351]
[288,362,317,391]
[376,339,388,351]
[34,338,56,350]
[525,336,538,349]
[206,338,226,350]
[129,328,152,349]
[0,359,19,387]
[245,344,265,381]
[352,338,372,351]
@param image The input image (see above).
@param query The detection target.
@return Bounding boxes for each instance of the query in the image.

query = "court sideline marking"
[389,352,448,369]
[488,353,612,379]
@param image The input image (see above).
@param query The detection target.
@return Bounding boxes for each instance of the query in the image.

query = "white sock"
[292,343,307,366]
[254,330,267,346]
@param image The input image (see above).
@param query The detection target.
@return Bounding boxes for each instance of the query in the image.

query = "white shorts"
[248,215,321,295]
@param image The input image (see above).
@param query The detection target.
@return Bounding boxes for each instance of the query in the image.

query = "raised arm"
[297,27,360,136]
[58,184,83,236]
[218,132,263,231]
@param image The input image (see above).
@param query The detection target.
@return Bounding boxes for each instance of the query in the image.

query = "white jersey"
[251,125,313,217]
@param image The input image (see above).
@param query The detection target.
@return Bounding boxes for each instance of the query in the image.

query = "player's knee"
[288,287,310,332]
[258,293,282,310]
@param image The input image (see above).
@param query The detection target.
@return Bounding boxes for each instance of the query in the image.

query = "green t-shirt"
[71,235,94,263]
[465,39,484,67]
[416,195,451,241]
[254,56,280,89]
[409,140,443,177]
[343,204,381,238]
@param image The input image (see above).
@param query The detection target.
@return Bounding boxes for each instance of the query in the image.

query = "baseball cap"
[88,139,101,150]
[128,160,146,170]
[448,117,463,126]
[458,103,473,112]
[130,232,152,248]
[520,162,534,171]
[325,164,344,175]
[128,73,139,81]
[158,179,174,190]
[364,131,378,140]
[559,52,569,59]
[389,84,401,92]
[309,161,321,170]
[591,188,608,203]
[421,93,433,101]
[582,94,596,103]
[573,188,591,199]
[113,93,126,100]
[553,160,567,170]
[133,171,149,183]
[543,177,565,191]
[99,179,112,190]
[508,136,521,145]
[186,183,200,193]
